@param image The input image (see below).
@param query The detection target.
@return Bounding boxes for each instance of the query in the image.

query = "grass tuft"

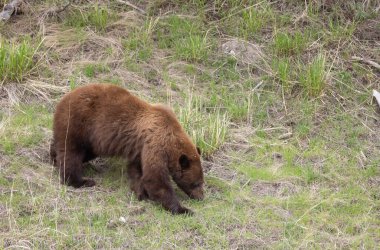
[272,57,292,89]
[177,92,229,157]
[272,31,308,56]
[300,54,327,97]
[174,32,211,62]
[0,38,35,83]
[123,18,157,63]
[156,16,212,62]
[82,63,110,78]
[65,5,112,32]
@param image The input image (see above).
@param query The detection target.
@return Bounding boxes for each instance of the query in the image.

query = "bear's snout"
[189,187,204,200]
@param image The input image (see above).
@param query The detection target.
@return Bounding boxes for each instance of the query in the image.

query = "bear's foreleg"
[141,169,193,215]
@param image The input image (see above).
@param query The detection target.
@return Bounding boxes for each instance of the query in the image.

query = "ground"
[0,0,379,249]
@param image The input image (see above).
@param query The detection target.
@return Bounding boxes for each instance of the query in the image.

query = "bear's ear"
[179,154,190,169]
[196,147,201,155]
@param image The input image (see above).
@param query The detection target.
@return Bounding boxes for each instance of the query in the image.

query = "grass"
[156,15,213,62]
[272,57,292,89]
[0,38,36,83]
[223,3,274,40]
[1,0,380,248]
[177,92,229,157]
[124,18,157,63]
[0,105,51,154]
[65,5,113,32]
[272,31,308,56]
[82,64,110,78]
[300,54,327,97]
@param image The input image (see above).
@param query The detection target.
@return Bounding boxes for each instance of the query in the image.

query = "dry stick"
[115,0,146,15]
[352,56,380,71]
[0,0,23,21]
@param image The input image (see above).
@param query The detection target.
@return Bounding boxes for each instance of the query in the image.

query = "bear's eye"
[179,154,190,169]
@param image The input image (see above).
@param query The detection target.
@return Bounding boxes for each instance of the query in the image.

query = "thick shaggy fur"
[51,84,204,214]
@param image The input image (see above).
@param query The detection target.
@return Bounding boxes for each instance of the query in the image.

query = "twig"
[352,56,380,71]
[115,0,146,15]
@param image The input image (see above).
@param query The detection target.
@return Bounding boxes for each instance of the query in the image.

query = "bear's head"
[151,104,205,200]
[171,139,204,200]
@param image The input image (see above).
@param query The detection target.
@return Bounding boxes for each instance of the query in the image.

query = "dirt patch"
[0,204,6,217]
[0,8,39,39]
[252,181,300,198]
[106,11,143,38]
[221,39,265,65]
[0,154,10,169]
[128,206,146,216]
[173,228,205,247]
[368,177,380,190]
[17,144,51,165]
[203,158,237,182]
[355,16,380,41]
[227,222,280,249]
[229,239,266,249]
[203,126,256,185]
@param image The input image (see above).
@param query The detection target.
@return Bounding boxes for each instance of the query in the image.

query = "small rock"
[279,132,293,140]
[119,216,127,223]
[221,39,264,65]
[106,220,118,229]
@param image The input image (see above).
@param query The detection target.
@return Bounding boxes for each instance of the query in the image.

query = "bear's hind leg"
[57,151,96,188]
[50,140,57,166]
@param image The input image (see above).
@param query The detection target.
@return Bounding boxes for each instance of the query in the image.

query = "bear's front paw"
[137,189,148,201]
[173,206,193,215]
[82,179,96,187]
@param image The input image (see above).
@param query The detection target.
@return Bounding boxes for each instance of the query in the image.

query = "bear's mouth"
[188,188,204,200]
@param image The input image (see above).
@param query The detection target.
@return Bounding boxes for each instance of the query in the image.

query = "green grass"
[0,105,51,155]
[1,0,380,249]
[272,31,308,56]
[327,19,356,41]
[272,57,292,89]
[224,3,274,40]
[0,38,36,83]
[82,63,110,78]
[124,18,157,63]
[177,92,229,157]
[208,82,254,122]
[156,15,213,62]
[241,7,271,38]
[300,54,327,97]
[65,5,114,32]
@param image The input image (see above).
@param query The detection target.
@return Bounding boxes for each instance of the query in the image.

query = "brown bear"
[50,84,204,214]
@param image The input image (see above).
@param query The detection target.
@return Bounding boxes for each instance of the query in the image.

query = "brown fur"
[51,84,204,214]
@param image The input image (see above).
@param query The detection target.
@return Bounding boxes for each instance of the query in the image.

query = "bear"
[50,84,204,214]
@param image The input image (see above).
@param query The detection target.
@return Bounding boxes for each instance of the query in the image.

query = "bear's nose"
[190,190,204,200]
